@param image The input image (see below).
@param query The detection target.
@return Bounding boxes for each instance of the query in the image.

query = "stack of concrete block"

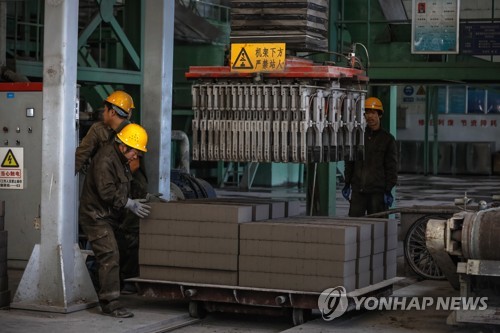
[181,198,303,219]
[296,216,398,286]
[0,201,9,308]
[139,202,255,285]
[239,220,359,292]
[138,200,397,293]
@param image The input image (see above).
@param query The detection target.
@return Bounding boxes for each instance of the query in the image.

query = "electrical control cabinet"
[0,83,43,267]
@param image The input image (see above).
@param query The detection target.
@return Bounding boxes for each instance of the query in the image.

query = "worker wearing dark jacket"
[76,90,152,294]
[343,97,398,217]
[79,123,151,318]
[75,90,133,173]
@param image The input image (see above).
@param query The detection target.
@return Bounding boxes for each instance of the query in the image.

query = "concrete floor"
[283,279,500,333]
[1,174,500,332]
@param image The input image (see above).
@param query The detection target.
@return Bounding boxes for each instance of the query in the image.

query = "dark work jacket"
[345,127,398,193]
[75,120,130,173]
[79,143,132,222]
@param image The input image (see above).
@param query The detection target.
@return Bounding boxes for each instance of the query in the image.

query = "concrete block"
[285,200,303,217]
[147,202,253,223]
[208,198,286,219]
[356,271,371,289]
[302,220,372,257]
[239,255,356,278]
[139,265,238,285]
[140,219,239,238]
[240,239,357,261]
[385,263,397,279]
[297,216,385,240]
[356,256,371,274]
[384,249,398,266]
[370,253,384,270]
[139,249,237,271]
[372,237,385,254]
[240,221,357,245]
[267,201,286,219]
[386,219,398,236]
[139,234,239,254]
[175,199,270,221]
[386,232,398,251]
[343,218,386,239]
[239,271,356,292]
[371,267,385,284]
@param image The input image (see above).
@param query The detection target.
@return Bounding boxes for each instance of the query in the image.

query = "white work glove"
[125,198,151,218]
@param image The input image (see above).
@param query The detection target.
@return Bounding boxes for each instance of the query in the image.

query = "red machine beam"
[186,57,369,82]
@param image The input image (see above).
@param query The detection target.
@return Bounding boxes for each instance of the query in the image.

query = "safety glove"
[342,184,351,201]
[125,198,151,218]
[384,192,394,208]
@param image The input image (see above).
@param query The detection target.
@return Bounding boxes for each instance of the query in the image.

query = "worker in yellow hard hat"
[75,90,156,296]
[79,123,150,318]
[343,97,398,216]
[76,90,134,173]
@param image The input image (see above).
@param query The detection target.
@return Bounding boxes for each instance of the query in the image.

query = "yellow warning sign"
[1,149,19,168]
[416,85,426,95]
[231,43,286,73]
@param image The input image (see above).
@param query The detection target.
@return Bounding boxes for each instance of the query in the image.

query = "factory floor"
[1,174,500,333]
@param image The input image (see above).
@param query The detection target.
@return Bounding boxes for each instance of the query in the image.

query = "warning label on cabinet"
[0,147,23,189]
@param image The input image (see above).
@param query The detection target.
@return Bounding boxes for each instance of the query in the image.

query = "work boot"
[102,307,134,318]
[101,301,134,318]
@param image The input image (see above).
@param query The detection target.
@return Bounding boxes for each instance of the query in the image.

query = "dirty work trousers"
[348,191,385,217]
[80,216,122,308]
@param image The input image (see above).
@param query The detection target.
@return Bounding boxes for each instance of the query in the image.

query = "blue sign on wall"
[461,23,500,55]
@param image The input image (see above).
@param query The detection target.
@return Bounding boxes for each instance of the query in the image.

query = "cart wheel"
[292,308,305,326]
[404,215,447,280]
[188,301,206,319]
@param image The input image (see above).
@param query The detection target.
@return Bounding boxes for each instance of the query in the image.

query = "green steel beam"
[77,48,114,97]
[109,18,141,69]
[78,13,102,49]
[15,59,141,85]
[77,66,142,85]
[306,162,337,216]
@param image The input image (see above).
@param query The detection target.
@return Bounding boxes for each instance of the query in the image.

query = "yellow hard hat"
[105,91,135,115]
[117,123,148,152]
[365,97,384,114]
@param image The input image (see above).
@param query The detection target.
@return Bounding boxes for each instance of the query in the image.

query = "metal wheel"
[292,308,305,326]
[404,215,447,280]
[188,301,206,319]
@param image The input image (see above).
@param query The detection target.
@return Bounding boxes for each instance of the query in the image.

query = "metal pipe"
[171,130,190,174]
[462,208,500,260]
[275,295,288,306]
[184,289,198,297]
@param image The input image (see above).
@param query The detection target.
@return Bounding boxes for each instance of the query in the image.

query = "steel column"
[10,0,97,313]
[142,0,174,197]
